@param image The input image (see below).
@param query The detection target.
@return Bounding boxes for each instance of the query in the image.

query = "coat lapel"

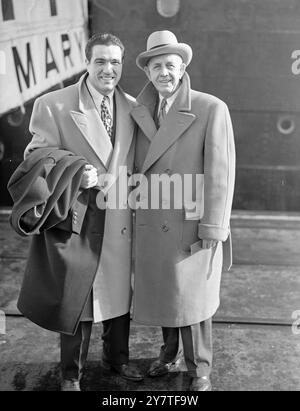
[131,82,158,141]
[131,105,157,142]
[103,86,135,194]
[133,74,196,174]
[70,73,113,170]
[141,109,196,174]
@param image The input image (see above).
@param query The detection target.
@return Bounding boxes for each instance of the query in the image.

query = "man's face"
[86,45,123,95]
[145,54,186,98]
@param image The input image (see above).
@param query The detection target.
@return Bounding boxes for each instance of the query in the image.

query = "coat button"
[162,224,169,232]
[121,227,127,235]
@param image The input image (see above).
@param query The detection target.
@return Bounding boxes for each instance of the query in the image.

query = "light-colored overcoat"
[131,73,235,327]
[24,73,136,330]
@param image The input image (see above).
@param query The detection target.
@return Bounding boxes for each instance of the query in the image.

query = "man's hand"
[80,165,98,189]
[201,239,218,249]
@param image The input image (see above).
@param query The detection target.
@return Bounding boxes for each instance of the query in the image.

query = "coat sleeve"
[24,97,62,159]
[198,101,236,242]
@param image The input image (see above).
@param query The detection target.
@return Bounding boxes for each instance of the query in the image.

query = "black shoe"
[147,358,181,377]
[61,378,81,391]
[189,376,212,391]
[102,360,144,382]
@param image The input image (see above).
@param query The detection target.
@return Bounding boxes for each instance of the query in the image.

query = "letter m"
[12,43,37,93]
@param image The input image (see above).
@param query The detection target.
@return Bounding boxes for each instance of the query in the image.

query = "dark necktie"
[158,98,167,127]
[101,95,113,140]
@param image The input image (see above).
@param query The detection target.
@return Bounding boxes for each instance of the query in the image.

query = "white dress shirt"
[86,77,114,121]
[157,85,181,116]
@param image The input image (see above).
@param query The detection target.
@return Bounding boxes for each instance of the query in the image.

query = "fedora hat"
[136,30,193,70]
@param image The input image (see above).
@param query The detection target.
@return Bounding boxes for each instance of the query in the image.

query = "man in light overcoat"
[19,33,143,390]
[131,31,236,391]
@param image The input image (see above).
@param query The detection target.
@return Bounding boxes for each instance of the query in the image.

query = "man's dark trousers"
[60,312,130,381]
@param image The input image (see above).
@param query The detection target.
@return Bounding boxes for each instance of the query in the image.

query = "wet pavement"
[0,210,300,391]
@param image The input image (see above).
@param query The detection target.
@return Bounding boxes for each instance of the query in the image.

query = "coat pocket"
[181,220,199,252]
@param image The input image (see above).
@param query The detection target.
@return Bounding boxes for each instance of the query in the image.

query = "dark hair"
[85,33,125,62]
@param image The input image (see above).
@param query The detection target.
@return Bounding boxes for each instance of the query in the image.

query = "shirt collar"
[158,84,181,111]
[86,76,114,108]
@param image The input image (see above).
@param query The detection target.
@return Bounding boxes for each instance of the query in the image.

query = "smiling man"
[19,33,142,390]
[131,31,236,391]
[86,38,123,103]
[145,53,185,98]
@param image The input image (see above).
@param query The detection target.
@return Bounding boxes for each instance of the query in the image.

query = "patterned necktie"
[158,98,167,127]
[101,95,113,140]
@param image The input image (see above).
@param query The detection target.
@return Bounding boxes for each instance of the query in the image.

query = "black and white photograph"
[0,0,300,394]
